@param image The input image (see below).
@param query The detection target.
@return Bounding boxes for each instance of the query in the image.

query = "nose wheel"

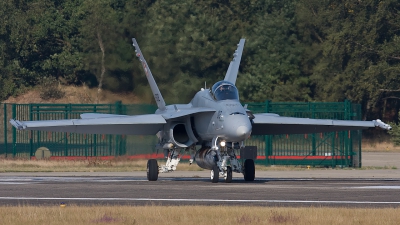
[210,165,219,183]
[210,165,233,183]
[224,166,232,183]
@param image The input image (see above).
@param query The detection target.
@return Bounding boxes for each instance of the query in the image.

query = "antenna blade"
[132,38,166,111]
[224,39,245,84]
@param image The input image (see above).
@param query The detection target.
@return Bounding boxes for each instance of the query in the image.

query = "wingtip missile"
[10,119,26,130]
[374,119,392,130]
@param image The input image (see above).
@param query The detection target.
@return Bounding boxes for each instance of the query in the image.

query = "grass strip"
[0,205,399,225]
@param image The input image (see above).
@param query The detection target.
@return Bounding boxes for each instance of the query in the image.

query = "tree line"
[1,0,399,120]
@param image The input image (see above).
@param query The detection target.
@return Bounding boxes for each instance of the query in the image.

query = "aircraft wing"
[9,114,166,135]
[251,113,392,135]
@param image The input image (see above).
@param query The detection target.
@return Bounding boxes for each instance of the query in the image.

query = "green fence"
[0,101,362,167]
[1,102,158,158]
[245,100,362,167]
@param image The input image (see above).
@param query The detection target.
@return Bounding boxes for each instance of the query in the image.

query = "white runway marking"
[0,182,27,185]
[0,197,399,205]
[353,186,400,189]
[0,177,146,183]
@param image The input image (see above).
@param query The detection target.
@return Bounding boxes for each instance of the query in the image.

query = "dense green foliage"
[1,0,400,120]
[388,121,400,145]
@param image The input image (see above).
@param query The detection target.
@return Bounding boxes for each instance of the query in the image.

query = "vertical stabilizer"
[132,38,166,111]
[224,39,245,84]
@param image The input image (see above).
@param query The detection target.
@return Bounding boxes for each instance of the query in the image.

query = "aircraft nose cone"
[236,125,251,138]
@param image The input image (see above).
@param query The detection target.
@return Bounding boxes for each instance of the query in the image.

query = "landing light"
[220,141,226,147]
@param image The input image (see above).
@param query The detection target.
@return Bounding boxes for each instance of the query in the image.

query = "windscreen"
[211,81,239,101]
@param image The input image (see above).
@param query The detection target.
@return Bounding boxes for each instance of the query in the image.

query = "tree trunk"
[96,30,105,104]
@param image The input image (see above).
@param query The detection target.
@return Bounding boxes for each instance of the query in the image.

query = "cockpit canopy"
[211,81,239,101]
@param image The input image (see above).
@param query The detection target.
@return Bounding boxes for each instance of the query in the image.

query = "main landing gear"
[243,159,255,181]
[147,159,158,181]
[146,149,183,181]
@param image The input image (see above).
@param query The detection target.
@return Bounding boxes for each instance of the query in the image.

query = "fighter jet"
[10,38,392,183]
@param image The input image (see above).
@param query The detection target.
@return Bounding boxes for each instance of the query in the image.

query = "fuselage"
[190,85,252,143]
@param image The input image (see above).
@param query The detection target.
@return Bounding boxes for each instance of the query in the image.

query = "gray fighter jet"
[10,38,392,183]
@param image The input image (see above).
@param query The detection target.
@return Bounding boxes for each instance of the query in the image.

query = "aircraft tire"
[211,165,219,183]
[243,159,255,181]
[224,166,232,183]
[147,159,158,181]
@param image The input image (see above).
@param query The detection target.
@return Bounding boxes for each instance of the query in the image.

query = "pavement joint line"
[0,197,399,204]
[0,177,400,182]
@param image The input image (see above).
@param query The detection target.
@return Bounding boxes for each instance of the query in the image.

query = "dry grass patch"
[3,85,141,104]
[362,140,400,152]
[0,158,205,172]
[0,157,145,172]
[0,205,399,225]
[0,157,396,172]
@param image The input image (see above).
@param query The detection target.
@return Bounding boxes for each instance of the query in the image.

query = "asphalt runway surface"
[0,152,399,207]
[0,173,399,207]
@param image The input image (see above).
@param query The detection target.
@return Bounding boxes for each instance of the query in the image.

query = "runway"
[0,172,399,207]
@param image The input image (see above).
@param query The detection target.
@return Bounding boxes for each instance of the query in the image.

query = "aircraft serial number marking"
[154,94,160,102]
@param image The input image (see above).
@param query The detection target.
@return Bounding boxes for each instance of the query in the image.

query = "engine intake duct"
[194,147,217,170]
[172,124,189,144]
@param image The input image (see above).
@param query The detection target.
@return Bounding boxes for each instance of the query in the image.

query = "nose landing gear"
[208,145,255,183]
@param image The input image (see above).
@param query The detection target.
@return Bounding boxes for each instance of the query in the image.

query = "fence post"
[311,103,316,156]
[115,101,122,115]
[64,104,69,156]
[93,105,97,157]
[263,100,270,165]
[358,129,362,168]
[29,104,34,157]
[345,100,351,167]
[34,105,39,149]
[85,135,88,158]
[12,104,16,157]
[114,101,124,156]
[3,104,7,157]
[357,103,362,168]
[264,100,269,113]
